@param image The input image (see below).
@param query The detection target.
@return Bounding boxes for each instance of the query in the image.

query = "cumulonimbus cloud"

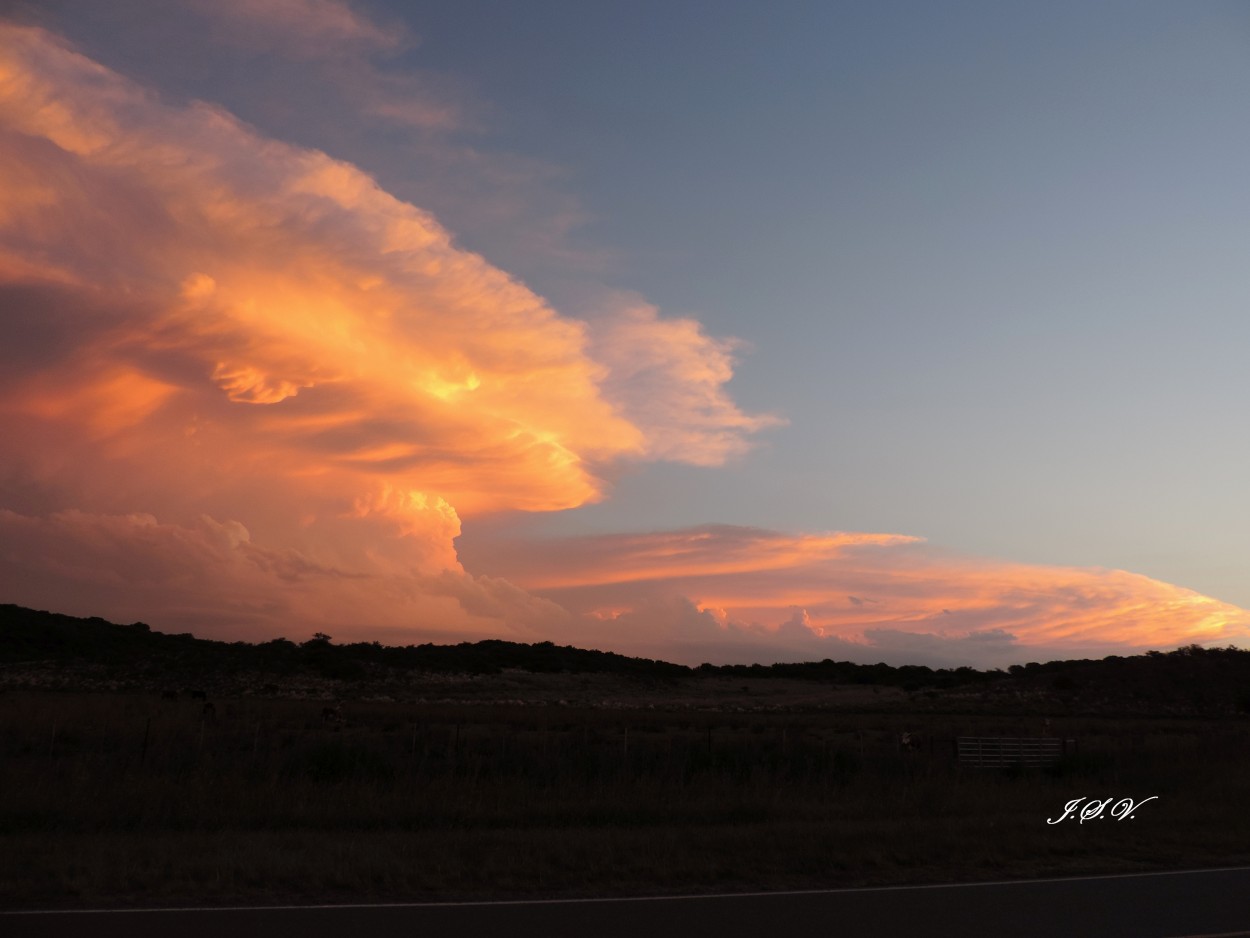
[2,21,1247,668]
[0,22,774,636]
[0,26,769,519]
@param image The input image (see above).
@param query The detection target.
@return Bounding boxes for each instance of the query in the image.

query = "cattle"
[160,689,179,700]
[321,705,343,725]
[202,701,216,720]
[189,689,208,701]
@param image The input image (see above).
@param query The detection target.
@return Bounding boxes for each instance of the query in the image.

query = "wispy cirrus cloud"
[186,0,408,57]
[185,0,465,132]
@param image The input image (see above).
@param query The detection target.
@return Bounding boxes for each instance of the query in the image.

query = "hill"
[3,603,1250,715]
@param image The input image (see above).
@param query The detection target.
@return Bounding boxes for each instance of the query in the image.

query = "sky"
[2,0,1248,668]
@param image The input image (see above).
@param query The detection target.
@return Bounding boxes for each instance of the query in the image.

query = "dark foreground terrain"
[4,604,1250,909]
[10,869,1250,938]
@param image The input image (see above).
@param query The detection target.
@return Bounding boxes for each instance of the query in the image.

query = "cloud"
[170,0,627,270]
[4,22,1245,670]
[186,0,408,57]
[459,524,1250,667]
[16,0,619,276]
[181,0,463,134]
[0,507,507,643]
[588,297,786,465]
[462,524,918,590]
[0,23,772,641]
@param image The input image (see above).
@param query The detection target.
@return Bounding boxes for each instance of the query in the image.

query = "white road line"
[6,864,1250,916]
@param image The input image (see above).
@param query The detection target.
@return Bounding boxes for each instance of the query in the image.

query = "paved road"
[7,868,1250,938]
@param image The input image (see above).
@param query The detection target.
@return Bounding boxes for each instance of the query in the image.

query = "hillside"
[4,603,1250,715]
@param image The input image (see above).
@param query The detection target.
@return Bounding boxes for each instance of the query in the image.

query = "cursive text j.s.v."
[1047,796,1158,824]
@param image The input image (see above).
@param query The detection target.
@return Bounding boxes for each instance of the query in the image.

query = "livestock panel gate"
[955,736,1077,768]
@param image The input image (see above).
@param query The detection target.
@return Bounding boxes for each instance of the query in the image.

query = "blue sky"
[2,0,1248,664]
[395,0,1250,604]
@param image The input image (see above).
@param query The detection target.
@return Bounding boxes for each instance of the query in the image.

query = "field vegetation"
[4,689,1250,908]
[4,604,1250,908]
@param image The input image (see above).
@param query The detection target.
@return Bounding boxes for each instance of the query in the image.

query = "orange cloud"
[0,23,772,504]
[0,23,774,640]
[460,525,1250,666]
[588,297,786,465]
[0,507,494,642]
[5,22,1243,669]
[474,524,919,589]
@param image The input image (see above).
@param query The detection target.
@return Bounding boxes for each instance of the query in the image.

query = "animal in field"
[899,731,922,751]
[321,705,342,724]
[202,701,216,719]
[160,689,179,700]
[189,689,208,701]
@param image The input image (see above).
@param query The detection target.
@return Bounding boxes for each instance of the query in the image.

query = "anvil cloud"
[1,19,1247,667]
[458,525,1250,666]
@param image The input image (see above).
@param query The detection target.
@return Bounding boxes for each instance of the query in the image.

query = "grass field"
[4,687,1250,908]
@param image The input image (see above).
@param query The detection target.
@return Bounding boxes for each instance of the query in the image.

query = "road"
[6,867,1250,938]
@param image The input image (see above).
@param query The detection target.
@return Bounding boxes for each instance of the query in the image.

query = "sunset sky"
[2,0,1249,667]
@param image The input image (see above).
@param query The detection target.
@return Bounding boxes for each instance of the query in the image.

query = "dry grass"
[3,690,1249,908]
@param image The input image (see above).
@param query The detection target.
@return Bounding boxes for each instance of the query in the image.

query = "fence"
[955,736,1076,768]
